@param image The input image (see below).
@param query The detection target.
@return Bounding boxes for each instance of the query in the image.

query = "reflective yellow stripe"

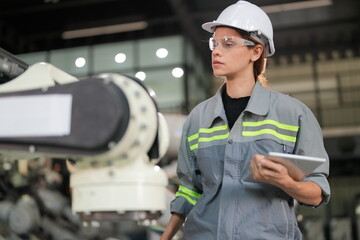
[199,124,228,133]
[188,125,228,142]
[178,185,201,199]
[188,133,199,142]
[242,129,297,142]
[199,132,230,142]
[189,143,198,151]
[187,124,229,150]
[243,120,299,131]
[175,192,197,205]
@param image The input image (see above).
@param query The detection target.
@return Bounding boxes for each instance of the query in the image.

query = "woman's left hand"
[250,154,323,206]
[250,154,294,188]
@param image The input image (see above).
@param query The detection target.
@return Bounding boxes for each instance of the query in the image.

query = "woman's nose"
[212,45,222,56]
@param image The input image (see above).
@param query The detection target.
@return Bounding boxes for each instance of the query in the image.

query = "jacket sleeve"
[294,106,330,207]
[170,116,203,216]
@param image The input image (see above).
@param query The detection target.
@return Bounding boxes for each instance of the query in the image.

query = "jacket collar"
[203,83,227,128]
[204,81,270,128]
[245,81,270,116]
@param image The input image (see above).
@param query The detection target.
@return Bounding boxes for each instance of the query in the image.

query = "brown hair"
[237,30,269,87]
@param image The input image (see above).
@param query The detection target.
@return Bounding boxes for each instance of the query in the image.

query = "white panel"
[0,94,72,137]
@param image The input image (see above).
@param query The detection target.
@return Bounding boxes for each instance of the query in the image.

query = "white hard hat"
[202,1,275,57]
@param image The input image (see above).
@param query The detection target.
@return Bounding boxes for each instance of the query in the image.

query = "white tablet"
[243,152,326,182]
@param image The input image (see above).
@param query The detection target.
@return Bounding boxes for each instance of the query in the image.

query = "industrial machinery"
[0,48,170,238]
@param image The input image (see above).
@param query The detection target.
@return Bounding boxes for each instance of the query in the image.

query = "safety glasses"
[209,36,255,51]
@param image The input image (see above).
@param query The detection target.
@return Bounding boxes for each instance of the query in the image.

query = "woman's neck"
[225,77,255,98]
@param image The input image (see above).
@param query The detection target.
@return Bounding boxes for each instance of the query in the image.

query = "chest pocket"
[241,119,298,153]
[187,124,229,185]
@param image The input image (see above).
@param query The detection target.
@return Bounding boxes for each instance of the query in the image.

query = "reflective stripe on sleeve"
[176,185,202,205]
[178,185,202,198]
[175,192,197,205]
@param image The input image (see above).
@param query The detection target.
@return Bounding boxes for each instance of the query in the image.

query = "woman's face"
[211,27,254,80]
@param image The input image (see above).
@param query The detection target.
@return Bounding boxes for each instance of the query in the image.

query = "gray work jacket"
[170,81,330,240]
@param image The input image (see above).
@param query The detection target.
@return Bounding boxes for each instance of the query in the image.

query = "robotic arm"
[0,48,170,226]
[0,47,28,81]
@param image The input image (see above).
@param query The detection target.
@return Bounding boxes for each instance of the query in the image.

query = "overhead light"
[115,53,127,64]
[156,48,168,59]
[135,71,146,81]
[62,21,148,39]
[262,0,332,13]
[75,57,86,68]
[172,67,184,78]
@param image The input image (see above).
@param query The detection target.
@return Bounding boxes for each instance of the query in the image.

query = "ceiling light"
[135,71,146,81]
[156,48,168,58]
[172,67,184,78]
[62,21,148,39]
[75,57,86,68]
[262,0,332,13]
[115,53,126,63]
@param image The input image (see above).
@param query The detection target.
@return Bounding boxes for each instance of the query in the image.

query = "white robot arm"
[0,49,170,225]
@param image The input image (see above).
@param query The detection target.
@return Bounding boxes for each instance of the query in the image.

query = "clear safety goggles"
[209,36,255,51]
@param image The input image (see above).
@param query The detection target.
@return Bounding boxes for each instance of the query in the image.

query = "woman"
[161,1,330,239]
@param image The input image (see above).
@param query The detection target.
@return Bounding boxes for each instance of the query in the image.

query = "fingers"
[250,154,286,182]
[250,155,263,171]
[250,154,293,185]
[254,155,280,171]
[250,155,266,181]
[252,154,264,168]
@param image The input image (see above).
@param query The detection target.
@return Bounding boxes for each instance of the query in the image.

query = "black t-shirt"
[222,89,250,129]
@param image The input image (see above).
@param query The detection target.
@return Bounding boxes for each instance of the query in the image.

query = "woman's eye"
[224,42,235,48]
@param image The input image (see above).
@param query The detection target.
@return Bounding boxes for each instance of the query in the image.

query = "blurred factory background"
[1,0,360,239]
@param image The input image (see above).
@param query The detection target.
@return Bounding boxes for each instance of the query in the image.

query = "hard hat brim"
[202,22,232,33]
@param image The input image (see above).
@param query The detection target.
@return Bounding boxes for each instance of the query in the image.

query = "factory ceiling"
[0,0,359,65]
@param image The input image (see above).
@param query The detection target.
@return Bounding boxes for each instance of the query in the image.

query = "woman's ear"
[251,45,264,62]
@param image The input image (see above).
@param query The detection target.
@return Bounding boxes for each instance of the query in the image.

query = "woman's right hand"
[160,213,185,240]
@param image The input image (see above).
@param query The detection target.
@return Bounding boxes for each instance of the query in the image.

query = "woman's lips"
[212,60,223,66]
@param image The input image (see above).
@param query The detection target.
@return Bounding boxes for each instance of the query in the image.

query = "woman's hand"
[160,213,185,240]
[250,154,323,206]
[250,154,293,188]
